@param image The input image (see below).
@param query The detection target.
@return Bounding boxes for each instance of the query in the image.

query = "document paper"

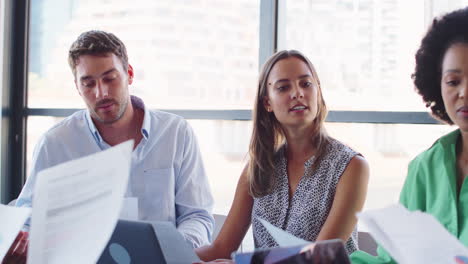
[0,205,30,262]
[120,197,138,221]
[28,140,133,264]
[358,204,468,264]
[258,218,309,247]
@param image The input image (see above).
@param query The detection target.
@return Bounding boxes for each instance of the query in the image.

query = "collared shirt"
[351,129,468,264]
[16,96,214,248]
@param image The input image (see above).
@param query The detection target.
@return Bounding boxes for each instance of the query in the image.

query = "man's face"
[74,53,133,124]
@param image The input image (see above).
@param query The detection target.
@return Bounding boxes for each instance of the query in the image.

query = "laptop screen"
[97,220,199,264]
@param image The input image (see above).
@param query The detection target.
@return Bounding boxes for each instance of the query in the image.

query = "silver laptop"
[97,220,200,264]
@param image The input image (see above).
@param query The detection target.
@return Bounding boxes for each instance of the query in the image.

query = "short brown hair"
[68,30,128,77]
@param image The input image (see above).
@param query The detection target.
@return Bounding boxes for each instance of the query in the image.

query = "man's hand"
[193,259,234,264]
[2,231,28,264]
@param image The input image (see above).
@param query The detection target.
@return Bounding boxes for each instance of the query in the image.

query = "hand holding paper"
[233,218,350,264]
[358,204,468,264]
[2,231,28,264]
[28,140,133,264]
[0,205,30,262]
[257,218,309,247]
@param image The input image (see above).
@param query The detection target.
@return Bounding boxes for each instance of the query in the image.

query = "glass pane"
[187,120,251,214]
[325,122,454,211]
[278,0,468,111]
[27,116,455,212]
[28,0,259,109]
[0,0,4,202]
[26,116,65,174]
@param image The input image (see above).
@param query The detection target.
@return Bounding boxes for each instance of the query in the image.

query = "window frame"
[1,0,29,204]
[2,0,440,203]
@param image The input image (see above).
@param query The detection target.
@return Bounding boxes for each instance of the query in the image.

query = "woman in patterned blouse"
[196,50,369,262]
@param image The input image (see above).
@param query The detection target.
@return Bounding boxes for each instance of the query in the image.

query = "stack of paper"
[358,204,468,264]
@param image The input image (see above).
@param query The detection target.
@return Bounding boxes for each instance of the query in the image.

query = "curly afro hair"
[413,7,468,124]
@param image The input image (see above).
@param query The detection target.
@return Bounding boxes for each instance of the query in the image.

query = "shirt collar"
[85,110,101,143]
[133,95,151,139]
[438,129,460,149]
[85,95,151,144]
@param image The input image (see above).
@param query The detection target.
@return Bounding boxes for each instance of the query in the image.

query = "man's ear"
[74,79,82,96]
[127,64,134,85]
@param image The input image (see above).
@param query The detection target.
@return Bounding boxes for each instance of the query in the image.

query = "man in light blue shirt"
[15,30,214,249]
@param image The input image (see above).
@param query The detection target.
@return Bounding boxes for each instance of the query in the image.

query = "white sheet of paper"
[28,140,133,264]
[120,197,138,221]
[258,218,309,247]
[358,204,468,264]
[0,205,30,261]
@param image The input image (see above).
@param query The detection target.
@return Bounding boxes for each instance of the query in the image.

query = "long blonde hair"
[248,50,329,197]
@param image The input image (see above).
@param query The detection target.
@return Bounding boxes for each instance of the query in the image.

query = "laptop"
[97,220,200,264]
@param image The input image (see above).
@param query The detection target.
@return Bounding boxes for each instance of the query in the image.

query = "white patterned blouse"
[251,137,359,254]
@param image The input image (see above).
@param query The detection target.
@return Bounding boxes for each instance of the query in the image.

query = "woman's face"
[441,43,468,132]
[264,57,319,130]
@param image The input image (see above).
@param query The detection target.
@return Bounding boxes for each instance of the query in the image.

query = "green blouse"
[351,129,468,264]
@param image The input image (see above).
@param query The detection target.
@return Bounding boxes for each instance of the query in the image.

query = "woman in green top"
[351,6,468,264]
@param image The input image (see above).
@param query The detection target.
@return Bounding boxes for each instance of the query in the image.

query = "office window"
[28,0,259,110]
[278,0,468,209]
[27,0,259,214]
[325,122,453,210]
[279,0,468,112]
[279,0,422,111]
[0,0,4,200]
[26,0,468,216]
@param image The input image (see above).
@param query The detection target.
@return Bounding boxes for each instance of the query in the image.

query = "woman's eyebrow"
[443,69,461,74]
